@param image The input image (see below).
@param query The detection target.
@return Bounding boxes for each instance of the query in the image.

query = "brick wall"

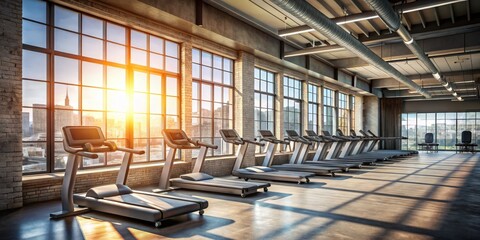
[0,0,23,210]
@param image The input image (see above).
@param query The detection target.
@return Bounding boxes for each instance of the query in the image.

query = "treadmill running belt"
[171,178,260,191]
[105,193,199,218]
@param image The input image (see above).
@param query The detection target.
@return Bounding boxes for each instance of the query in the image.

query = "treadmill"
[287,130,362,171]
[51,126,208,228]
[220,129,315,184]
[158,129,270,197]
[321,130,380,164]
[363,130,417,155]
[258,130,341,177]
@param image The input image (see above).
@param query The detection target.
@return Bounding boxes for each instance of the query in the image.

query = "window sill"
[22,161,190,182]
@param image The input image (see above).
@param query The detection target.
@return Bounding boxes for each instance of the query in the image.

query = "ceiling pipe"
[278,0,467,37]
[365,0,458,99]
[270,0,431,98]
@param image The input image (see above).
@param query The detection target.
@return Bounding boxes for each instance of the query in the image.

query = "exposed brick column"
[234,51,255,166]
[0,0,23,210]
[180,41,193,161]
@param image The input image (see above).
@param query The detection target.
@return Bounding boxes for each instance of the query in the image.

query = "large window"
[283,76,302,134]
[22,1,180,173]
[401,112,480,151]
[254,67,275,136]
[307,84,319,133]
[191,49,234,157]
[338,92,349,134]
[323,88,335,134]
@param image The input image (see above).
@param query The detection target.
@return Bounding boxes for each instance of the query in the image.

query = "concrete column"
[355,95,363,131]
[180,41,193,161]
[275,72,284,142]
[302,78,309,134]
[0,0,23,210]
[234,51,255,166]
[363,96,380,149]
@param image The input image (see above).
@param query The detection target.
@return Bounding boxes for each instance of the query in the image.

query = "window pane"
[131,48,147,66]
[54,110,80,139]
[202,84,212,101]
[134,71,147,92]
[107,90,127,112]
[165,57,179,73]
[133,93,147,113]
[54,5,79,32]
[82,87,104,110]
[23,20,46,48]
[192,49,201,63]
[166,77,178,96]
[107,42,126,64]
[133,139,147,162]
[22,108,46,140]
[165,41,178,58]
[150,139,163,161]
[82,36,103,59]
[166,97,178,115]
[131,30,147,49]
[54,84,78,109]
[202,66,212,81]
[82,15,103,38]
[150,36,164,54]
[150,53,164,70]
[107,112,126,138]
[134,114,147,138]
[23,142,47,173]
[107,139,125,165]
[54,29,79,54]
[150,74,162,94]
[82,111,105,131]
[23,50,47,80]
[55,56,79,84]
[107,22,125,44]
[23,80,46,107]
[23,0,47,23]
[107,66,126,90]
[150,115,163,138]
[82,61,103,87]
[166,116,179,129]
[150,95,162,114]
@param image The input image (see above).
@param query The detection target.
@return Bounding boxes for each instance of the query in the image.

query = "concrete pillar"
[180,41,193,161]
[0,0,23,210]
[302,78,309,134]
[234,51,255,166]
[363,96,380,149]
[275,72,284,142]
[355,95,363,131]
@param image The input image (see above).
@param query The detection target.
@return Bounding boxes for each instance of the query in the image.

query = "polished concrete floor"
[1,152,479,240]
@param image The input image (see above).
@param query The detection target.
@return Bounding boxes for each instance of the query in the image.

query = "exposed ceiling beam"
[350,0,381,35]
[417,11,426,29]
[450,4,455,24]
[284,16,480,58]
[278,0,467,37]
[433,7,441,26]
[402,14,412,31]
[466,0,471,21]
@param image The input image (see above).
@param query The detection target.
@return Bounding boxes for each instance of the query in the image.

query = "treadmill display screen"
[258,130,274,137]
[286,130,299,137]
[222,130,238,139]
[70,128,101,140]
[171,132,186,140]
[306,130,316,136]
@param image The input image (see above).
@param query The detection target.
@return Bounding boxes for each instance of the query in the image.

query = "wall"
[404,99,480,113]
[0,0,23,210]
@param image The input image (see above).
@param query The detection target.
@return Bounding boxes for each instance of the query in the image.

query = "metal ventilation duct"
[365,0,460,100]
[270,0,431,98]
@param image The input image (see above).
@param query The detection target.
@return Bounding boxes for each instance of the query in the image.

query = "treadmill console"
[322,131,332,137]
[336,129,345,136]
[258,130,275,138]
[163,129,192,147]
[285,130,300,137]
[63,126,106,148]
[219,129,242,143]
[305,130,317,137]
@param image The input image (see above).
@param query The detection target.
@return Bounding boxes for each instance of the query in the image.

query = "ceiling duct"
[270,0,431,98]
[365,0,460,100]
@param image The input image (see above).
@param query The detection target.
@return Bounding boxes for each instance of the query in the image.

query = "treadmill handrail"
[196,140,218,149]
[243,138,265,147]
